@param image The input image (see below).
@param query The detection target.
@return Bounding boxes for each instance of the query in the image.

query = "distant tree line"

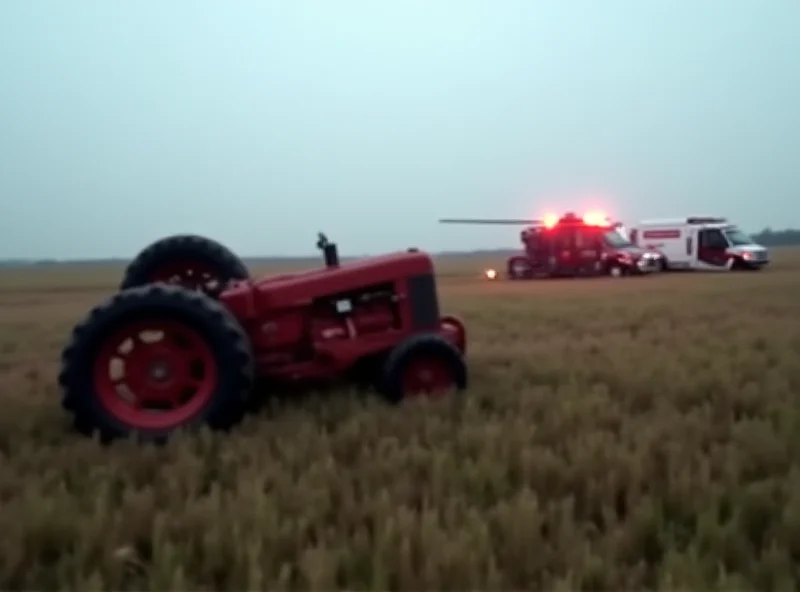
[751,228,800,247]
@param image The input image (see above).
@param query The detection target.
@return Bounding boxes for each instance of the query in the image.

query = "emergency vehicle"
[440,211,663,279]
[629,217,769,271]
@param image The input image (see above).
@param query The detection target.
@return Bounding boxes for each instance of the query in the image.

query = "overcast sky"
[1,0,798,258]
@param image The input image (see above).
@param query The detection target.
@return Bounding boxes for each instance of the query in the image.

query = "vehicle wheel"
[507,256,532,280]
[608,264,625,277]
[59,284,255,443]
[658,258,669,272]
[730,257,756,271]
[121,235,250,295]
[378,334,467,404]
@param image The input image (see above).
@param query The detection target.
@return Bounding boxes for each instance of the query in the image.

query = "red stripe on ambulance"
[642,229,681,239]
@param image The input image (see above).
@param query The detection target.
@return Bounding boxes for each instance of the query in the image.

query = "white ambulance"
[629,216,769,271]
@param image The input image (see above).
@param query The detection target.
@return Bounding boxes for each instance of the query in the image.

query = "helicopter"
[439,211,662,280]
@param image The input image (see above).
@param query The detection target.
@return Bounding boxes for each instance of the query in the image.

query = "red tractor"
[440,211,662,280]
[58,233,468,442]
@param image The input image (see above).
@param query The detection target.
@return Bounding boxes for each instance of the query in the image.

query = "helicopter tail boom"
[438,218,541,225]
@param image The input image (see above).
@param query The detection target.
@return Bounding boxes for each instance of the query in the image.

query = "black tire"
[120,234,250,295]
[378,334,467,404]
[731,257,758,272]
[59,284,255,443]
[607,262,626,277]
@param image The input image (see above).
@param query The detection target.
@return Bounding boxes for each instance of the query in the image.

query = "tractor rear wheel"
[378,334,467,403]
[121,234,250,295]
[59,284,254,443]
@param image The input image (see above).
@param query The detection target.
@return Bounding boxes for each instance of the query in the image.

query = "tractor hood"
[253,250,436,309]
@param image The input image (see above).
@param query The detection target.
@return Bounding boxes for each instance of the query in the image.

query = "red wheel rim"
[92,318,218,430]
[401,356,455,398]
[147,260,223,291]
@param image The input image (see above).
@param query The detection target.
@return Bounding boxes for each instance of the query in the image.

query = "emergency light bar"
[539,211,611,228]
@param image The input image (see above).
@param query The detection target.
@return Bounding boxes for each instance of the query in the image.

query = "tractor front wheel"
[121,234,250,296]
[378,334,467,403]
[59,284,254,443]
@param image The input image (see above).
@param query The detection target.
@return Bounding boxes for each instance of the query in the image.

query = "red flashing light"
[538,210,612,229]
[543,213,558,229]
[582,211,608,226]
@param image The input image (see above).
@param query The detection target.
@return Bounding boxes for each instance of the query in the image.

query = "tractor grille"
[407,273,440,330]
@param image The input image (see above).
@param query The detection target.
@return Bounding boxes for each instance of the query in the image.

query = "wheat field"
[0,251,799,590]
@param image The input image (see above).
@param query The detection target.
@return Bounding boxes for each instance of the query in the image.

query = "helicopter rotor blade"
[438,218,541,225]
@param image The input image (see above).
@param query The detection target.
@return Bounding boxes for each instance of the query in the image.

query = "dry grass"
[1,250,800,590]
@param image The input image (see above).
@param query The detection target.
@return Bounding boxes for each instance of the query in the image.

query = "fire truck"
[629,216,770,271]
[440,211,662,279]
